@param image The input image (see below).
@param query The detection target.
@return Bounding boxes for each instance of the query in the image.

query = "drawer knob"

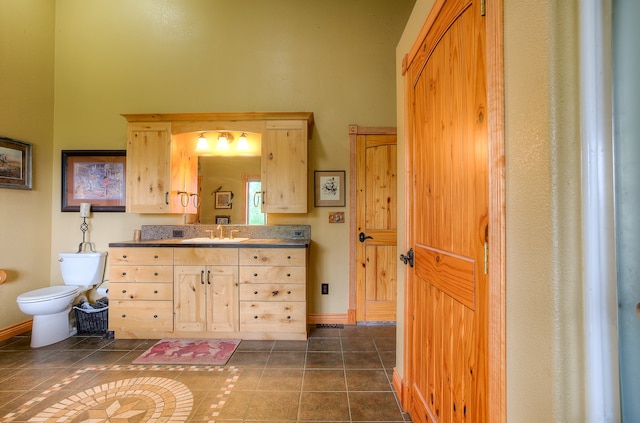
[122,255,127,259]
[121,272,127,276]
[253,255,258,259]
[154,255,159,259]
[287,291,292,294]
[153,314,158,318]
[254,315,258,319]
[272,290,279,296]
[253,273,258,277]
[153,290,158,294]
[287,256,291,259]
[154,272,158,276]
[287,273,291,277]
[287,315,291,320]
[254,291,258,295]
[121,289,127,293]
[121,314,126,318]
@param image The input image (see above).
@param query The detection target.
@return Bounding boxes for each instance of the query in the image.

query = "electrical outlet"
[173,230,184,238]
[293,230,304,238]
[321,283,329,295]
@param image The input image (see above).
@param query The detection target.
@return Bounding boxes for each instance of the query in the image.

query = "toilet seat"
[17,286,80,304]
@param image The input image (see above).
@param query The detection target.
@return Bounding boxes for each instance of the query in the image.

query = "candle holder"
[77,203,96,253]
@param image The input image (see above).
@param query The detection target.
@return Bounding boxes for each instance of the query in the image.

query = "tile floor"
[0,324,411,422]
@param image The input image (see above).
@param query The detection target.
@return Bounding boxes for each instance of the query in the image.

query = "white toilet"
[16,251,107,348]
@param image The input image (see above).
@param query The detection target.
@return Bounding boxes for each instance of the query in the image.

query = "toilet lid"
[17,286,80,303]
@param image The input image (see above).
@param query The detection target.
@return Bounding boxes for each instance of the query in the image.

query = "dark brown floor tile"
[369,325,397,338]
[299,391,350,421]
[267,351,306,368]
[308,327,341,338]
[346,370,391,391]
[380,350,397,369]
[374,336,397,351]
[340,325,371,338]
[302,369,346,391]
[227,351,270,367]
[257,368,303,391]
[237,339,274,351]
[306,351,344,369]
[343,351,384,370]
[273,340,308,351]
[74,349,132,365]
[342,337,377,352]
[245,390,300,421]
[307,337,342,351]
[66,336,114,350]
[349,391,405,421]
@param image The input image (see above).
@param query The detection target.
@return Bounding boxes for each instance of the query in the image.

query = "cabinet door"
[207,265,238,332]
[126,122,172,213]
[174,266,207,331]
[262,120,308,213]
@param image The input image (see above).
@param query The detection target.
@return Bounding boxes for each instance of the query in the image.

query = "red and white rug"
[132,338,241,365]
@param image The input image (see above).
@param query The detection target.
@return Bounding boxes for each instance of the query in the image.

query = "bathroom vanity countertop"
[108,238,310,248]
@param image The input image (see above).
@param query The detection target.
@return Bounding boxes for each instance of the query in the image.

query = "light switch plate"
[328,212,344,223]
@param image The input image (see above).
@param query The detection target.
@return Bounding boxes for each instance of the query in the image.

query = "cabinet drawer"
[240,302,306,332]
[109,265,173,283]
[239,283,305,301]
[174,248,238,266]
[110,248,173,265]
[109,300,173,332]
[109,282,173,301]
[239,248,306,266]
[239,266,306,284]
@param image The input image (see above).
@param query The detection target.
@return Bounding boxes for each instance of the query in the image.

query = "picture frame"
[0,136,33,190]
[215,215,230,225]
[61,150,126,212]
[314,170,346,207]
[215,191,233,209]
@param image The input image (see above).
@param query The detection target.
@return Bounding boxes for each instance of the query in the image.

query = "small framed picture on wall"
[215,215,230,225]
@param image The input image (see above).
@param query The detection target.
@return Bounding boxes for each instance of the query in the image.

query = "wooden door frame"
[399,0,505,421]
[348,125,398,324]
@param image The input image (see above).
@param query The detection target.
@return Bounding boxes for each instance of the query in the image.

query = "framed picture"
[0,136,33,190]
[215,191,233,209]
[314,170,345,207]
[61,150,126,212]
[215,215,230,224]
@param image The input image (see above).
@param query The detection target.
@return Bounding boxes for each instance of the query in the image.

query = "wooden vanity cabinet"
[124,121,197,214]
[239,248,307,336]
[108,247,174,332]
[173,248,239,333]
[262,120,309,213]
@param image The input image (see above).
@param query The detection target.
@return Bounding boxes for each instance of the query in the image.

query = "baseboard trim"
[0,319,32,341]
[307,313,349,325]
[392,367,411,413]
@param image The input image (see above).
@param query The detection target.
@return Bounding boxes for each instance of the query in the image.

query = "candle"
[79,203,91,217]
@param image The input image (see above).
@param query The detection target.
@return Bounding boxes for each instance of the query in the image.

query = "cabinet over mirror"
[122,112,314,222]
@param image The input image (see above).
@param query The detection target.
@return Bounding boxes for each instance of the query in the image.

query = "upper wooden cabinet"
[122,112,313,214]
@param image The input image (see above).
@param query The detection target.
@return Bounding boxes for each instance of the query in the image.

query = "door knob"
[400,248,414,267]
[359,232,373,243]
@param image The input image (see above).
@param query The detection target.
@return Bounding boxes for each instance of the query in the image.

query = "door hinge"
[483,241,489,275]
[480,0,486,16]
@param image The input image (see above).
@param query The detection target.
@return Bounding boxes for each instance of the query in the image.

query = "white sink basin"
[181,237,250,243]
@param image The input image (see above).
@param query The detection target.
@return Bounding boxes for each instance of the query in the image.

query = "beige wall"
[0,0,55,328]
[396,0,587,421]
[0,1,415,327]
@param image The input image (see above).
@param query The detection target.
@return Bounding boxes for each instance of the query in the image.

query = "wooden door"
[404,0,489,422]
[350,126,398,322]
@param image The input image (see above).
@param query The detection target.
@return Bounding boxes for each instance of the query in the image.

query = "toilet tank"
[58,251,107,287]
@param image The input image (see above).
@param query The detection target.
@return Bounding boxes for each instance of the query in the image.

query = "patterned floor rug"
[132,338,241,365]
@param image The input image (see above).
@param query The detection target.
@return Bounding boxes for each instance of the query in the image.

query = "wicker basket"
[73,305,109,334]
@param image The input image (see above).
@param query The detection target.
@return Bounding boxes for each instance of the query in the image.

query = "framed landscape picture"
[0,136,32,190]
[61,150,126,212]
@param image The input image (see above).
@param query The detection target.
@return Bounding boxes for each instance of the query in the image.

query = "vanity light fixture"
[216,132,234,151]
[236,132,250,152]
[195,133,209,152]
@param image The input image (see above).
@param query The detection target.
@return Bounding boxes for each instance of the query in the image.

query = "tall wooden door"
[350,125,397,322]
[404,0,489,422]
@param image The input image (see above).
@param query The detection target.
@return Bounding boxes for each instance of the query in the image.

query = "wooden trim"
[393,367,411,411]
[122,112,314,128]
[307,313,349,325]
[486,0,506,421]
[0,320,32,342]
